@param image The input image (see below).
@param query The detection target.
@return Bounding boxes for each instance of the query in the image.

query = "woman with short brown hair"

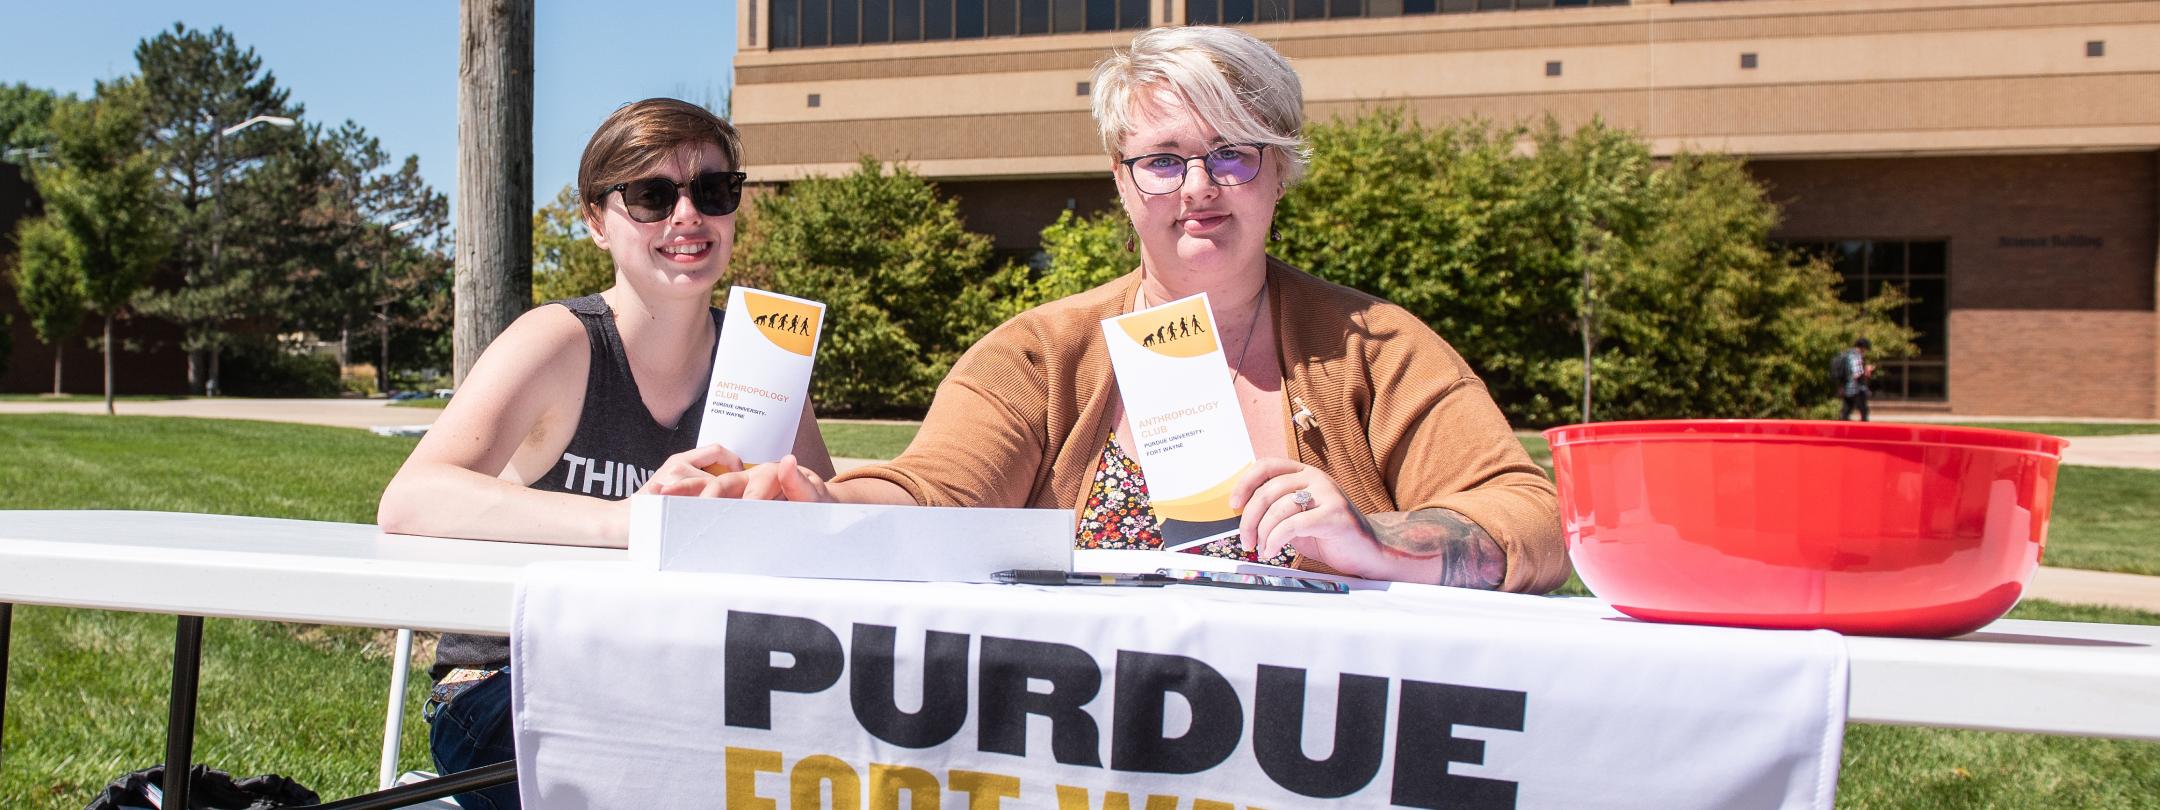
[378,98,832,807]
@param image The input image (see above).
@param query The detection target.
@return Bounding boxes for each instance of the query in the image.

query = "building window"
[1787,239,1950,401]
[773,0,1149,48]
[1186,0,1623,22]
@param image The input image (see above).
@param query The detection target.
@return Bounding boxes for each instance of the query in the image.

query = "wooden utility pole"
[454,0,534,385]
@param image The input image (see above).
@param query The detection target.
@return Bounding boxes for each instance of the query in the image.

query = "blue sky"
[0,0,739,213]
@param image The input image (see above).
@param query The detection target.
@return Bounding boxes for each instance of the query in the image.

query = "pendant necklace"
[1228,277,1269,387]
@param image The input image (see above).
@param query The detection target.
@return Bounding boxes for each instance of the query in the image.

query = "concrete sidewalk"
[0,398,893,471]
[1880,413,2160,470]
[0,397,442,430]
[2052,435,2160,471]
[2027,567,2160,614]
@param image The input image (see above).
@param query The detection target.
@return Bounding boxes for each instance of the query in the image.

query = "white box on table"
[626,494,1071,582]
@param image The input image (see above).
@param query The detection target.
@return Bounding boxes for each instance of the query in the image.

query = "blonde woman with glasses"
[736,27,1565,592]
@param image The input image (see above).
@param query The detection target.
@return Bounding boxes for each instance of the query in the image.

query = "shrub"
[530,185,614,305]
[736,157,1026,415]
[221,339,340,397]
[1273,110,1911,425]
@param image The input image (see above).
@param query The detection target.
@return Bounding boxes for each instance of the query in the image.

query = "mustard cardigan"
[835,259,1570,594]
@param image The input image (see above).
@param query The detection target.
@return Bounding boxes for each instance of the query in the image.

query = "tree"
[737,156,1026,414]
[0,82,66,158]
[349,145,451,393]
[33,80,172,413]
[1532,150,1912,422]
[454,0,535,385]
[1270,111,1914,424]
[130,22,303,395]
[1272,110,1580,422]
[531,185,613,304]
[1012,206,1133,316]
[10,216,88,394]
[264,121,450,382]
[377,238,455,391]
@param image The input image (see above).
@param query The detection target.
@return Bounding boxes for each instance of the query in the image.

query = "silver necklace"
[1228,278,1269,386]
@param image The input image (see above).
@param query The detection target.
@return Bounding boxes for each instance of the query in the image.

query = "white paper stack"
[626,494,1071,582]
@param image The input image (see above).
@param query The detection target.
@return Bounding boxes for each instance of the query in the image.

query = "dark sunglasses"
[609,171,747,222]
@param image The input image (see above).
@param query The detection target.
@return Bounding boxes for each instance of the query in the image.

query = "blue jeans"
[427,670,521,810]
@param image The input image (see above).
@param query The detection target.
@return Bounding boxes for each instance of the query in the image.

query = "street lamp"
[204,114,296,396]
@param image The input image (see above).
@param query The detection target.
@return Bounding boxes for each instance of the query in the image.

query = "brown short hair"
[577,98,742,209]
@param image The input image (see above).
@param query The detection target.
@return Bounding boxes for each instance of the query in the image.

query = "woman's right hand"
[733,454,836,503]
[639,444,745,498]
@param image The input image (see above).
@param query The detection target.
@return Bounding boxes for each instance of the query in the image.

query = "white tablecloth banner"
[513,563,1847,809]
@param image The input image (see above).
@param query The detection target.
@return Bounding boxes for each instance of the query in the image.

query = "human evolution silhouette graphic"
[752,312,816,336]
[1139,315,1208,347]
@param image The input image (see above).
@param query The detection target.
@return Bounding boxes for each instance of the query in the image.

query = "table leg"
[164,615,204,809]
[2,602,11,776]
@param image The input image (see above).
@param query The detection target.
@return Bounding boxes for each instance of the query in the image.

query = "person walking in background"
[1838,337,1874,421]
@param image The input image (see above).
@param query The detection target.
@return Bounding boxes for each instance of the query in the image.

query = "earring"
[1270,226,1282,242]
[1124,234,1136,253]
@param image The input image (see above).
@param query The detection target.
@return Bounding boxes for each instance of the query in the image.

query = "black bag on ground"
[84,764,319,809]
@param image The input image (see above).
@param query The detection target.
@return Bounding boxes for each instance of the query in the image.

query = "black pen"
[993,569,1173,587]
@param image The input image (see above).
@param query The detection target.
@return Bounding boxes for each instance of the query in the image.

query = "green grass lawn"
[1517,433,1552,469]
[820,419,921,460]
[0,414,412,520]
[387,397,451,409]
[2042,466,2160,575]
[4,607,435,805]
[3,413,2158,808]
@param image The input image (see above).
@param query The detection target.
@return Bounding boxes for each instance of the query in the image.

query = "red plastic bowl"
[1544,420,2067,637]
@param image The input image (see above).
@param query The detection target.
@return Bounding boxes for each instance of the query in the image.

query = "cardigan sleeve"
[1360,309,1571,595]
[831,318,1050,509]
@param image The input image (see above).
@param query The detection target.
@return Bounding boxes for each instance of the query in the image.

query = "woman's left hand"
[1230,457,1377,571]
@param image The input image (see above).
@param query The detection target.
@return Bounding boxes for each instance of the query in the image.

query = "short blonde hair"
[1090,26,1310,185]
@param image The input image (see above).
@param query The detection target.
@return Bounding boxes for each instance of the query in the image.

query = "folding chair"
[380,628,461,809]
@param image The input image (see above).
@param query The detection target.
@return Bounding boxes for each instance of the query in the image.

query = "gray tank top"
[430,294,723,678]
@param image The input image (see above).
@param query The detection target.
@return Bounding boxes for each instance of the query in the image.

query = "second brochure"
[697,285,825,466]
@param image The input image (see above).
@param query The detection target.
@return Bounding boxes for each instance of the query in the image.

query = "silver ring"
[1291,489,1314,510]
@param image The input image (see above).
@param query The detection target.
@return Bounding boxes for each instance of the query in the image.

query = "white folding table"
[3,510,2157,805]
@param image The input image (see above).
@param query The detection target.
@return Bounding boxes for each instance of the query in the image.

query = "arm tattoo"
[1357,508,1506,589]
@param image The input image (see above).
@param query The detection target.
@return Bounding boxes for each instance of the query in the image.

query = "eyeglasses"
[1119,144,1265,196]
[608,171,747,222]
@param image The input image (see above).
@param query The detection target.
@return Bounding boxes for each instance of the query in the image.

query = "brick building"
[0,162,191,396]
[729,0,2160,418]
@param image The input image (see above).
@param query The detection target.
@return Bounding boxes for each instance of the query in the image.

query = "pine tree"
[129,22,302,395]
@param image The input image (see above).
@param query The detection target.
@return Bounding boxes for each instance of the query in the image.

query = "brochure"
[696,285,824,467]
[1100,292,1256,550]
